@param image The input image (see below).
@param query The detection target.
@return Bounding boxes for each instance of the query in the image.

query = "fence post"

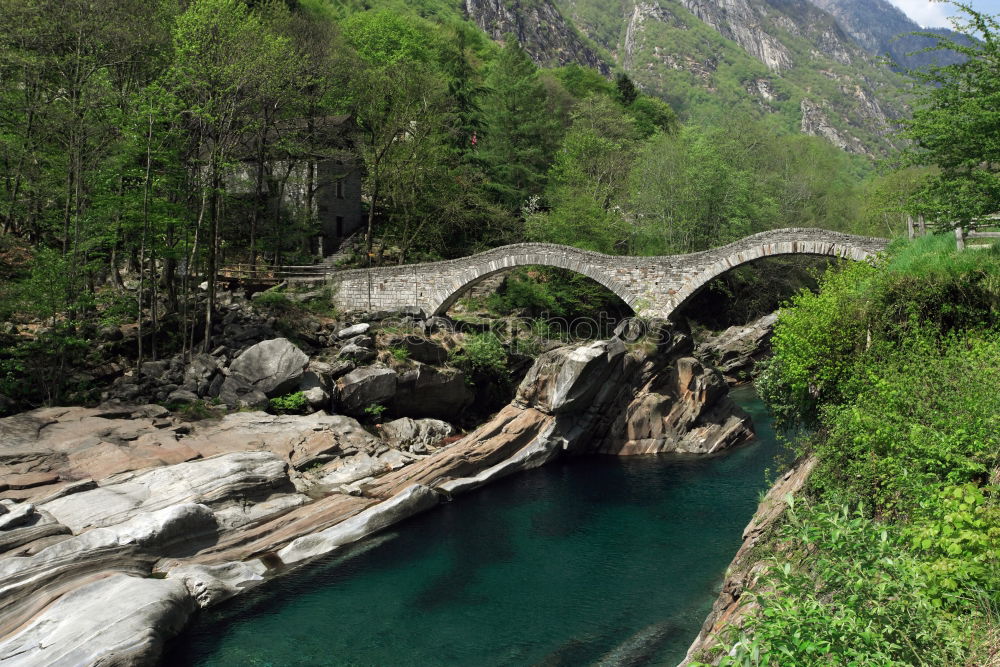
[917,215,926,236]
[907,216,914,240]
[955,226,965,251]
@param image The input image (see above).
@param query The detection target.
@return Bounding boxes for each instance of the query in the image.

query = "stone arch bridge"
[325,229,889,320]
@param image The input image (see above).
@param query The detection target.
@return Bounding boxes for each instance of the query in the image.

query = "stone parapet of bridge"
[325,228,890,320]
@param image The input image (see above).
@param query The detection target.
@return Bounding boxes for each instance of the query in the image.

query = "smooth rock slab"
[40,451,289,533]
[277,484,439,564]
[0,574,195,667]
[169,559,268,608]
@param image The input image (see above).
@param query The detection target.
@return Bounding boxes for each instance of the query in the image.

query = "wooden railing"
[217,263,331,282]
[954,226,1000,251]
[907,214,1000,251]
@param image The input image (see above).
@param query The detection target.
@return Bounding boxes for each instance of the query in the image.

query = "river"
[166,386,786,666]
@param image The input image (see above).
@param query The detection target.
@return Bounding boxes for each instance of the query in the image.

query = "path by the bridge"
[324,228,890,320]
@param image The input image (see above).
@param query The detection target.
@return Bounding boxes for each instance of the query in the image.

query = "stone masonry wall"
[325,229,889,319]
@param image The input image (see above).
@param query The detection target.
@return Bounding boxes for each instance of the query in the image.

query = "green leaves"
[902,3,1000,225]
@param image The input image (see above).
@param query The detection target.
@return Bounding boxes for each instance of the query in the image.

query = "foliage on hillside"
[708,236,1000,665]
[555,0,911,154]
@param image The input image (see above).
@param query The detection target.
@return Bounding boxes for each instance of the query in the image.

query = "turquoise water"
[166,387,785,666]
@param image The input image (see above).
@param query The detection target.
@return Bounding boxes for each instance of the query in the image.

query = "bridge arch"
[426,245,637,316]
[660,234,885,317]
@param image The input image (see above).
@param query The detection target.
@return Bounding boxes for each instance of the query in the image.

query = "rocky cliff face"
[554,0,910,154]
[464,0,610,73]
[806,0,968,71]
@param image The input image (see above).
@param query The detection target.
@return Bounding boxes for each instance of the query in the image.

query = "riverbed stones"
[336,323,370,340]
[379,417,454,453]
[0,333,759,666]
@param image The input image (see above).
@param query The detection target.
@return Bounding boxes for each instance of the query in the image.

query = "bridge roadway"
[323,228,890,319]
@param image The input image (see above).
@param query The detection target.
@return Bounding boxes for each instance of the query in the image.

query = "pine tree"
[479,36,560,211]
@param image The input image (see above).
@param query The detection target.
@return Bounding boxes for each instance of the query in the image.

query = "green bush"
[388,346,410,362]
[269,391,308,414]
[363,402,387,420]
[810,334,1000,517]
[254,289,294,311]
[450,332,508,379]
[759,235,1000,427]
[717,499,985,666]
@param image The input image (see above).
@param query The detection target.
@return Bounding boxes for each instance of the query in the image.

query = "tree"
[903,3,1000,226]
[478,37,561,211]
[615,73,638,106]
[167,0,294,350]
[526,97,639,253]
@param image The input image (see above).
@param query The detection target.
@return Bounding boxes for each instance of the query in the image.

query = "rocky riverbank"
[0,318,754,665]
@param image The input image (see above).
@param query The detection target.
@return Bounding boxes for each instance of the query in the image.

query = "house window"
[336,179,345,199]
[336,216,344,237]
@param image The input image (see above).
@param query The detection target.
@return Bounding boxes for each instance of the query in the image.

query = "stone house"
[226,115,364,257]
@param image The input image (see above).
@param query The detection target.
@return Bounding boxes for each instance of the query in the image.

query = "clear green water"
[166,387,785,667]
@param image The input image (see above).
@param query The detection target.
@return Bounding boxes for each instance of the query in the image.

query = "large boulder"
[695,313,777,381]
[183,353,222,396]
[226,338,308,398]
[216,375,269,410]
[382,334,449,365]
[336,323,370,340]
[336,367,398,416]
[338,343,377,364]
[392,364,472,419]
[515,339,627,414]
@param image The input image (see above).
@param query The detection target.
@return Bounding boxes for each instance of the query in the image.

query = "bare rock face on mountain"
[806,0,968,71]
[465,0,609,73]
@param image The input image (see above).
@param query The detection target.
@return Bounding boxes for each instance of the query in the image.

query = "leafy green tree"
[167,0,294,350]
[526,96,639,253]
[479,37,561,210]
[903,3,1000,226]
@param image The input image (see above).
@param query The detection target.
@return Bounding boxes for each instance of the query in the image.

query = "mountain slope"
[807,0,967,71]
[554,0,909,155]
[463,0,610,73]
